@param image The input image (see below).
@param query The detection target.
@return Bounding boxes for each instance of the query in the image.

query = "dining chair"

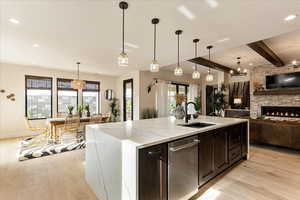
[90,114,103,124]
[60,114,82,143]
[23,117,50,147]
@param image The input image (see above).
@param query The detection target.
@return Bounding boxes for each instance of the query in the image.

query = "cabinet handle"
[148,150,161,156]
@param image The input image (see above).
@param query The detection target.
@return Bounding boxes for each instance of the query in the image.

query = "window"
[83,81,100,114]
[57,79,78,113]
[167,83,189,116]
[25,75,52,120]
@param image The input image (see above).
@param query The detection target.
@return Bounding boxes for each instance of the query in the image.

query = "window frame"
[25,75,53,120]
[82,80,100,114]
[171,82,189,96]
[56,78,78,114]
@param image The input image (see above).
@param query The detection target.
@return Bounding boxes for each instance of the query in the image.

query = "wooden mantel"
[253,89,300,96]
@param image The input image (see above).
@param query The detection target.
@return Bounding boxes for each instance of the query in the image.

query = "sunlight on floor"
[196,188,221,200]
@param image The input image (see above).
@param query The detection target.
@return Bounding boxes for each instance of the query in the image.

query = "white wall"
[139,70,203,118]
[0,62,117,139]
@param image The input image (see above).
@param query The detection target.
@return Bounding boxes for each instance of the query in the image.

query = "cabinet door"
[229,124,242,150]
[214,128,229,173]
[199,132,214,186]
[241,122,248,157]
[139,144,167,200]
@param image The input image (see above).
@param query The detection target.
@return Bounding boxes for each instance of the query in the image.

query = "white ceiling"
[1,0,300,76]
[201,29,300,71]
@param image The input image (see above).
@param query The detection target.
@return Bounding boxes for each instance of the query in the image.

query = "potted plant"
[213,84,227,117]
[85,104,91,117]
[77,105,84,118]
[109,98,120,122]
[141,108,158,119]
[174,94,186,119]
[67,105,74,116]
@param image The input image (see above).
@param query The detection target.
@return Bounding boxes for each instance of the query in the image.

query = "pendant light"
[71,62,86,90]
[150,18,160,72]
[118,1,129,67]
[206,45,214,82]
[192,39,201,79]
[174,30,183,76]
[230,57,248,76]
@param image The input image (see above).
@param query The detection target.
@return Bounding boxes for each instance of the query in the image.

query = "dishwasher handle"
[169,139,200,152]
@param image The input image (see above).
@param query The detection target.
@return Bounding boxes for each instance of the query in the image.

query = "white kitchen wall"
[0,62,117,139]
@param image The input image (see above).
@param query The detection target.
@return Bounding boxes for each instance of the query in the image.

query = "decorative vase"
[87,111,90,117]
[79,112,82,118]
[175,104,185,120]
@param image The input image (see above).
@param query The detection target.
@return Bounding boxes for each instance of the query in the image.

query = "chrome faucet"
[185,101,196,124]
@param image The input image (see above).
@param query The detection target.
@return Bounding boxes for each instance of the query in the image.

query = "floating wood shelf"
[253,89,300,96]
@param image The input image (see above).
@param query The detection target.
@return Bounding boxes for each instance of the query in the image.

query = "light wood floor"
[1,139,300,200]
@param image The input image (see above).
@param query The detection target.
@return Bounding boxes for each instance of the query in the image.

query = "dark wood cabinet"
[214,128,229,173]
[199,128,229,186]
[138,122,248,198]
[198,131,215,186]
[138,144,168,200]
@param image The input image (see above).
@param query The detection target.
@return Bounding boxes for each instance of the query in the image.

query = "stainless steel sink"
[179,122,216,128]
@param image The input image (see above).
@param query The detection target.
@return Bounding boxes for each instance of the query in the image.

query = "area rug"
[19,134,85,161]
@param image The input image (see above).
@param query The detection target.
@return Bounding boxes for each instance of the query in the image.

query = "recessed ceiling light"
[285,14,297,21]
[33,44,39,48]
[217,38,230,43]
[249,63,253,66]
[124,42,139,49]
[205,0,219,8]
[9,18,20,24]
[177,5,195,20]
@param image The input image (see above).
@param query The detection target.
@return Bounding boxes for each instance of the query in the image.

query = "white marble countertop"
[86,116,248,148]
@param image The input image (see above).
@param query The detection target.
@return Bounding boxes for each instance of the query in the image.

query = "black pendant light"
[192,39,200,79]
[230,57,248,76]
[174,30,183,76]
[118,1,129,67]
[150,18,160,72]
[206,45,214,82]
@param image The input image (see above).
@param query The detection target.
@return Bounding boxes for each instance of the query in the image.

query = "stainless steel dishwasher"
[168,135,199,200]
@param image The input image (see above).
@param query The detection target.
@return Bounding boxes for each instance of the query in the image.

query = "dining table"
[47,115,110,141]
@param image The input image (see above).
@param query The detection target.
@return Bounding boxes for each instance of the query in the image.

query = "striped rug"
[19,135,85,161]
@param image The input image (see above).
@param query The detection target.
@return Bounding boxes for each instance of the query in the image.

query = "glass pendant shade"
[118,52,128,67]
[174,66,183,76]
[72,80,86,90]
[150,60,159,72]
[237,67,241,72]
[230,70,234,74]
[206,73,214,82]
[243,69,248,73]
[192,70,201,79]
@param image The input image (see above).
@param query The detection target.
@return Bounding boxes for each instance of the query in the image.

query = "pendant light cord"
[154,23,156,61]
[208,48,211,74]
[177,34,180,66]
[77,63,80,80]
[195,42,197,70]
[122,8,125,54]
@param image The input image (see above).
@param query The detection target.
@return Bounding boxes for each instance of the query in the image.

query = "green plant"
[67,105,74,115]
[77,105,84,113]
[141,108,158,119]
[213,84,227,116]
[194,96,201,112]
[84,104,90,113]
[109,98,120,122]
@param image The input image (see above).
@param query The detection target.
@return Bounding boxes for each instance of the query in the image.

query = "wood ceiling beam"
[188,57,232,73]
[247,40,285,67]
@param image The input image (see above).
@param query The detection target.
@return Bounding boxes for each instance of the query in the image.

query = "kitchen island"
[85,116,249,200]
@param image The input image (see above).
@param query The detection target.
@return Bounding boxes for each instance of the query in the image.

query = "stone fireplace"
[250,65,300,118]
